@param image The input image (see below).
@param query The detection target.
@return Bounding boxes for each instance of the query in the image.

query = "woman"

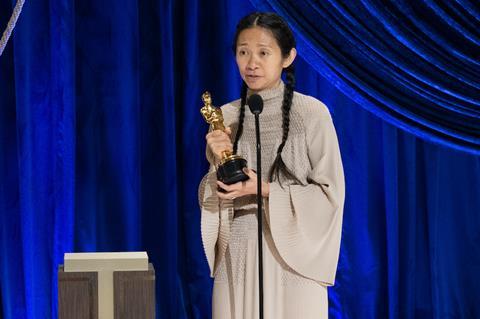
[198,12,345,319]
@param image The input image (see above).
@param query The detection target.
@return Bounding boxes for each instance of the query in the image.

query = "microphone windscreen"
[247,94,263,115]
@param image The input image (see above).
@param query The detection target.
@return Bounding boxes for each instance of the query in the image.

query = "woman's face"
[235,27,295,92]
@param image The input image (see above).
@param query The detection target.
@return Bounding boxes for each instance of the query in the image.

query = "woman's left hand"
[216,168,270,200]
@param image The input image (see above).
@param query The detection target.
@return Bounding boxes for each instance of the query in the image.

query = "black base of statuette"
[58,264,155,319]
[217,157,249,185]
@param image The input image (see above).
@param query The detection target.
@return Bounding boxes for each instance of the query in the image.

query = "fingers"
[216,181,236,199]
[209,145,233,161]
[216,190,236,200]
[215,168,265,201]
[216,180,241,199]
[209,142,232,153]
[217,180,234,192]
[206,129,230,139]
[206,131,232,145]
[216,176,253,200]
[243,167,257,178]
[206,129,233,159]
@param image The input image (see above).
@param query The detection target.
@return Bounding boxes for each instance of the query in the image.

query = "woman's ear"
[282,48,297,68]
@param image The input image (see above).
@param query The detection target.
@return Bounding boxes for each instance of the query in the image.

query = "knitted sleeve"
[198,102,239,276]
[267,109,345,286]
[198,166,234,277]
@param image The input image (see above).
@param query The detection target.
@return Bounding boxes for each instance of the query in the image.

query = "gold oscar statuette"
[201,91,248,184]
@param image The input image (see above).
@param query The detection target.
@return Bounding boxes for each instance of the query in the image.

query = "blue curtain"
[0,1,75,318]
[1,1,479,319]
[251,0,480,155]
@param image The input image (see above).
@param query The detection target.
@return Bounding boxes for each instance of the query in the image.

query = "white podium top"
[64,251,149,272]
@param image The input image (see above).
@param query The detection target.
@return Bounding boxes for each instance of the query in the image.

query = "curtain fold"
[249,0,480,154]
[0,0,75,318]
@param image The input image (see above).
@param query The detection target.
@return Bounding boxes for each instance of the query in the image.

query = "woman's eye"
[261,51,269,56]
[238,50,247,56]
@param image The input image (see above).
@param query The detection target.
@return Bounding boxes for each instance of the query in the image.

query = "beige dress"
[198,82,345,319]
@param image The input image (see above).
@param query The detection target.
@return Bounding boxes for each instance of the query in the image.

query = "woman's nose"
[246,56,258,70]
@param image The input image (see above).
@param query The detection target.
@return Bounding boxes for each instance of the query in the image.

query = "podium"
[58,252,155,319]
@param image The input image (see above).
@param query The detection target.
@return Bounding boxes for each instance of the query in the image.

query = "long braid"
[233,12,300,184]
[268,65,301,184]
[233,82,248,154]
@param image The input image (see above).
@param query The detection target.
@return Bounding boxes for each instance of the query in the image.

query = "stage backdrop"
[0,0,479,318]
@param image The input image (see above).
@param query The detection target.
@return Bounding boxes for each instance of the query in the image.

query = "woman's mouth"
[246,74,261,81]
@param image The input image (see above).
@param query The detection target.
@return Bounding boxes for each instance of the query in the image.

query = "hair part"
[232,12,296,59]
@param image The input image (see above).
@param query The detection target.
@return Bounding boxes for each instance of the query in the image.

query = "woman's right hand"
[206,127,233,162]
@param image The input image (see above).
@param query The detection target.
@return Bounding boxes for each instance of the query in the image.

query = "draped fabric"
[250,0,480,155]
[0,1,252,318]
[0,1,75,318]
[1,1,479,319]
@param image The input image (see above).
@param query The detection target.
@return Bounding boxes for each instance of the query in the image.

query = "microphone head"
[247,94,263,115]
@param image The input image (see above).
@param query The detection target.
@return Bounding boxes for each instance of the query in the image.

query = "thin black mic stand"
[248,94,264,319]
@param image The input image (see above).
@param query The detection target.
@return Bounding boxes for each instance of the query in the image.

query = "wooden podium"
[58,252,155,319]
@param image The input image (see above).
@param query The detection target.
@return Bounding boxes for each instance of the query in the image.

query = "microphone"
[247,93,264,319]
[248,94,264,115]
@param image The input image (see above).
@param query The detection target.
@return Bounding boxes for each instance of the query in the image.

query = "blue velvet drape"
[1,0,479,319]
[251,0,480,155]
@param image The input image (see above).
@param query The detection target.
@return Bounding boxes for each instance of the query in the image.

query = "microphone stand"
[253,111,264,319]
[248,93,264,319]
[247,93,264,318]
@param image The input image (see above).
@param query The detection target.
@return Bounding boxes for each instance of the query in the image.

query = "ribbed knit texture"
[199,81,345,319]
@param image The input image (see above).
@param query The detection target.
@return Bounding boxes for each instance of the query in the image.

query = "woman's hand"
[216,168,270,200]
[206,127,233,162]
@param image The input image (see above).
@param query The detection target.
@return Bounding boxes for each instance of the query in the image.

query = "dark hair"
[232,12,300,184]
